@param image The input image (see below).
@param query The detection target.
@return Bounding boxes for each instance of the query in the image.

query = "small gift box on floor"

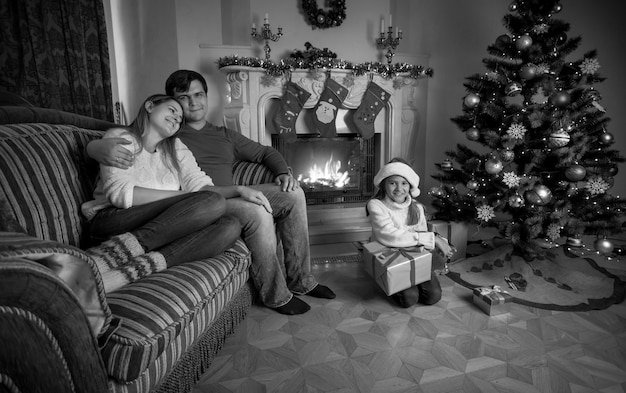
[362,241,432,296]
[472,285,512,316]
[428,220,469,262]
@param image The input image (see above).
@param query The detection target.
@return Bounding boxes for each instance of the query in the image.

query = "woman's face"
[149,99,183,138]
[384,175,411,203]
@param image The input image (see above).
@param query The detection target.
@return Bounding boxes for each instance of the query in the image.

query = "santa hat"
[373,162,421,197]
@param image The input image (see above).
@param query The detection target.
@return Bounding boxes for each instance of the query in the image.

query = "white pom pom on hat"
[373,162,421,197]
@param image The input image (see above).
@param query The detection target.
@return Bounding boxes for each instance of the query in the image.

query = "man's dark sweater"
[177,123,289,186]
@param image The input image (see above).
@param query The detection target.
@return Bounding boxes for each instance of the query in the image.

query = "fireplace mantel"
[218,65,428,168]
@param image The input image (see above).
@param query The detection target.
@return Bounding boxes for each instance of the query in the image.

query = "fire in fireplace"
[272,133,376,205]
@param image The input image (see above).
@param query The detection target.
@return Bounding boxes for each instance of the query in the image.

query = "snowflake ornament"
[534,63,549,75]
[580,58,600,75]
[585,176,609,195]
[502,171,521,188]
[546,224,561,241]
[476,205,495,222]
[507,123,527,139]
[533,23,549,34]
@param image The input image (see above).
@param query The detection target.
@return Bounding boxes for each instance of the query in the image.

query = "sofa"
[0,105,276,393]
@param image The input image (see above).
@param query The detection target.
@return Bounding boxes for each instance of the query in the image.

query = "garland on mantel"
[217,55,434,80]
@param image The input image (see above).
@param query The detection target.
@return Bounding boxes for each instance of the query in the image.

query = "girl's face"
[384,175,411,203]
[148,99,183,138]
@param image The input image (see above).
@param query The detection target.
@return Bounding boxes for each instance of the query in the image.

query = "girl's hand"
[239,186,273,214]
[434,235,456,259]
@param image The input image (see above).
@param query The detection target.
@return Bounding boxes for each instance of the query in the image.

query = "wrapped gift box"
[362,241,432,296]
[428,220,468,262]
[472,286,512,316]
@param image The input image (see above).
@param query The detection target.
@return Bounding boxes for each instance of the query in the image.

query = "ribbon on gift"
[373,246,424,288]
[475,285,510,304]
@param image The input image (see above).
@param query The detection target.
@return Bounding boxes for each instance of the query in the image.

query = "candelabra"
[251,15,283,60]
[376,26,402,65]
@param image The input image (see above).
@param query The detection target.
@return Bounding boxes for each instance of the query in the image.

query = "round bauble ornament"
[599,132,614,144]
[495,34,512,48]
[440,159,453,171]
[428,186,444,197]
[525,184,552,205]
[500,148,515,162]
[466,179,479,190]
[595,237,614,254]
[508,194,524,208]
[485,158,503,175]
[549,131,570,147]
[466,127,480,141]
[515,34,533,50]
[552,3,563,13]
[566,236,583,248]
[608,165,619,177]
[550,91,571,107]
[565,164,586,181]
[519,64,537,80]
[463,93,480,108]
[556,33,567,45]
[509,2,518,11]
[505,81,522,96]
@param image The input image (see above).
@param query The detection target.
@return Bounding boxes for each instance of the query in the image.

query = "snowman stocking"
[353,81,390,139]
[273,81,311,143]
[312,78,349,138]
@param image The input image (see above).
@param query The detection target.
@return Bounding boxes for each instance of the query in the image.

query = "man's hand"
[87,138,134,169]
[275,173,300,192]
[239,186,273,214]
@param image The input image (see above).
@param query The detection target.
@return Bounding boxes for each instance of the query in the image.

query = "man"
[87,70,335,315]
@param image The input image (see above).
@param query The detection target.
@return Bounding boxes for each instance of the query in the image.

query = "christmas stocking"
[272,81,311,143]
[353,81,390,139]
[312,77,349,138]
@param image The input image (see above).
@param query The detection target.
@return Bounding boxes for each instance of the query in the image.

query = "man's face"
[172,79,208,124]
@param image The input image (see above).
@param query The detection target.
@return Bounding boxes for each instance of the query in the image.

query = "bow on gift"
[374,246,424,287]
[476,285,510,304]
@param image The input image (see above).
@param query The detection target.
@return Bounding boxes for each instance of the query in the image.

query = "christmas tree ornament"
[312,77,349,137]
[495,34,512,49]
[428,186,444,197]
[525,185,552,205]
[272,81,311,142]
[466,127,480,141]
[556,33,567,45]
[566,237,583,248]
[549,130,570,147]
[608,165,619,176]
[508,194,524,208]
[463,93,480,108]
[509,2,518,12]
[505,81,522,96]
[485,158,503,174]
[550,91,571,107]
[353,81,390,139]
[440,159,453,171]
[515,34,533,50]
[565,164,586,181]
[519,64,537,80]
[500,148,515,162]
[552,3,563,13]
[466,179,479,190]
[594,237,614,254]
[599,131,614,144]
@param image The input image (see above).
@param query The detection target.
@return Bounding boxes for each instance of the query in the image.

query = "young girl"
[366,158,454,308]
[81,94,241,292]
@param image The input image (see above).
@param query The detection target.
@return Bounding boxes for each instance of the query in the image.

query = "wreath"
[301,0,346,29]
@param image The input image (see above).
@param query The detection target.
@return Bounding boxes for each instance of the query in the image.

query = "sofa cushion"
[101,239,251,382]
[0,123,103,248]
[232,160,275,185]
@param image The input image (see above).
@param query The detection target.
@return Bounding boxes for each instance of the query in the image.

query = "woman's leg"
[159,215,242,267]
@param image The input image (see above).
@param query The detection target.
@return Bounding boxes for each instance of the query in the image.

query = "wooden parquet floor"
[193,260,626,393]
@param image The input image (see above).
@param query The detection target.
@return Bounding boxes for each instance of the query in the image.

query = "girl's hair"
[127,94,183,174]
[367,157,421,225]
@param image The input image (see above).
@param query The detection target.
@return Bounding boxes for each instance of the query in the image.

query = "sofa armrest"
[0,257,109,393]
[0,231,112,337]
[232,160,276,186]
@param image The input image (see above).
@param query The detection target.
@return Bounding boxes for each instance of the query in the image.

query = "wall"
[105,0,626,199]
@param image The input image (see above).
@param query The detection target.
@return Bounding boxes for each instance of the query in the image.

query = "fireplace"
[272,133,376,205]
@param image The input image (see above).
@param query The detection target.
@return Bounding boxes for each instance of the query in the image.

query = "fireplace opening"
[272,133,376,205]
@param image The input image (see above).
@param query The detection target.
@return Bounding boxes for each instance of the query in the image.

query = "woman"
[81,94,241,292]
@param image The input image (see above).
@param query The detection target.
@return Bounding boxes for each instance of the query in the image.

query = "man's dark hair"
[165,70,208,96]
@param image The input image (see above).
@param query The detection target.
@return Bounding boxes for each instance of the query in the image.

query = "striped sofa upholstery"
[0,106,277,393]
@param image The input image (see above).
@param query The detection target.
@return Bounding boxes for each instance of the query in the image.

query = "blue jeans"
[226,184,317,308]
[89,191,241,266]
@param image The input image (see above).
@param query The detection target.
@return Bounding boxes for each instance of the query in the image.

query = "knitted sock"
[353,81,390,140]
[273,81,311,143]
[312,77,349,138]
[100,251,167,293]
[86,232,144,274]
[272,296,311,315]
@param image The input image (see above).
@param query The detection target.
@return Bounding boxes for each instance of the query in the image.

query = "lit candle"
[389,14,392,28]
[398,28,402,38]
[380,18,384,34]
[264,13,269,24]
[252,22,256,30]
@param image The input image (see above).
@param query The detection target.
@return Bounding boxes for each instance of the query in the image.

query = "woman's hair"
[165,69,208,96]
[127,94,183,174]
[367,157,421,225]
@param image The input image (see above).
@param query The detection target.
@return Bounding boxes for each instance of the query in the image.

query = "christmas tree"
[429,0,625,257]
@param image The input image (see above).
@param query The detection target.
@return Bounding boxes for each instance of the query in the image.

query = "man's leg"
[225,197,310,314]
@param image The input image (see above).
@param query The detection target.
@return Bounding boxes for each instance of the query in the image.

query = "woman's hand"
[87,138,134,169]
[238,186,273,214]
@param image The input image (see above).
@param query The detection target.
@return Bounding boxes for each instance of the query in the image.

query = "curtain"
[0,0,113,121]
